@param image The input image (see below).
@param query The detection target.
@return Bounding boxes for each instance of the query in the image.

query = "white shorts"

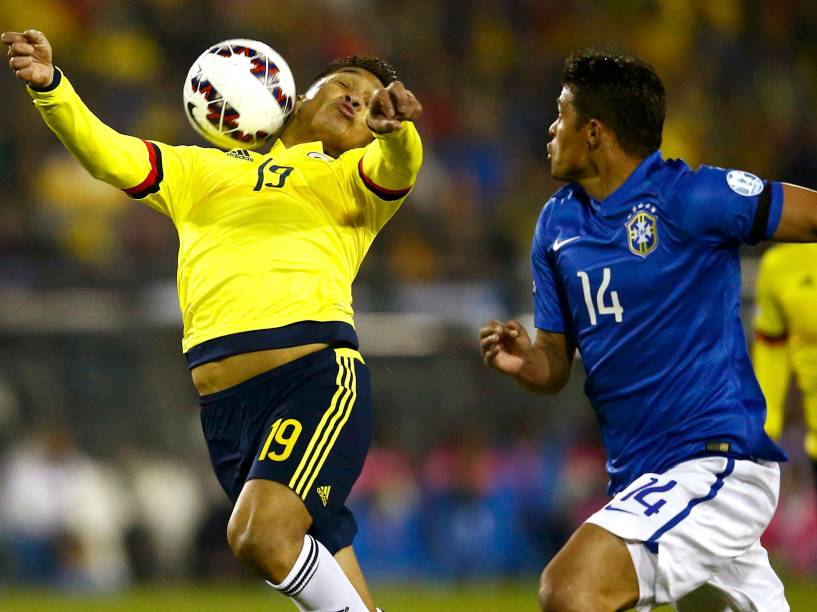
[586,457,788,611]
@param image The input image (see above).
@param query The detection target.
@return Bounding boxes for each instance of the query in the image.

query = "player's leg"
[203,347,375,611]
[247,347,374,610]
[538,523,640,611]
[581,457,785,611]
[335,545,377,610]
[228,479,371,611]
[675,539,788,612]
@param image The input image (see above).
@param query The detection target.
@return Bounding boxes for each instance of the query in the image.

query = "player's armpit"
[771,183,817,242]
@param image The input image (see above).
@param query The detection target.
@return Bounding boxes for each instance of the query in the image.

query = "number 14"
[577,267,624,325]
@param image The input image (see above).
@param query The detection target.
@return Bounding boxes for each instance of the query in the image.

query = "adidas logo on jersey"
[226,149,253,162]
[317,485,331,507]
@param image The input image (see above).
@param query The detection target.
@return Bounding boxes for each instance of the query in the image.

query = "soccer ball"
[183,39,296,150]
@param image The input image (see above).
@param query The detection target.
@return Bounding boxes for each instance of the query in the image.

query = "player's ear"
[586,118,602,150]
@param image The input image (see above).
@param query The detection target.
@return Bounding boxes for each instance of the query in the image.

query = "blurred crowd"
[1,417,815,587]
[1,0,817,590]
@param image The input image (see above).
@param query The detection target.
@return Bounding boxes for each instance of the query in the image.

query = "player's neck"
[579,152,644,202]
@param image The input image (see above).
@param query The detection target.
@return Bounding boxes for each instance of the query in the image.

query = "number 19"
[258,418,302,461]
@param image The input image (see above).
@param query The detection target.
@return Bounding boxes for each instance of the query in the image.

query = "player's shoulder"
[672,160,767,199]
[532,185,580,244]
[539,184,579,219]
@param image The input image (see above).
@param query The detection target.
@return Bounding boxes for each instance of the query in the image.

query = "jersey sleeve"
[27,68,203,224]
[531,206,571,334]
[337,121,422,233]
[752,249,790,440]
[672,165,783,246]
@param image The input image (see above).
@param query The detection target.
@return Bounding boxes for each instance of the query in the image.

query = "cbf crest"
[626,203,658,258]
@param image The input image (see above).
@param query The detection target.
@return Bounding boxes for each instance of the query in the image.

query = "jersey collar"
[269,139,326,155]
[578,150,664,214]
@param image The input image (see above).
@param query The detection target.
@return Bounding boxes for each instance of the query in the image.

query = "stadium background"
[1,0,817,609]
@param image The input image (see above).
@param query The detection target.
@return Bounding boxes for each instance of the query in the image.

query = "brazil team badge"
[626,203,658,258]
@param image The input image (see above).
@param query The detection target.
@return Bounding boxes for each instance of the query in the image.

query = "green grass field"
[3,576,817,611]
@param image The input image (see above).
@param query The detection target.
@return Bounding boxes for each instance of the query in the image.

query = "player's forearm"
[360,121,422,190]
[773,183,817,241]
[27,68,153,189]
[514,345,571,395]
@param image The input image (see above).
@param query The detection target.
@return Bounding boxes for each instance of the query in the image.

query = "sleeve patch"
[124,141,164,199]
[357,158,411,201]
[726,170,764,197]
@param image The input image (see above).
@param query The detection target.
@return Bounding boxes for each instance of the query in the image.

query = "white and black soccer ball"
[183,39,296,150]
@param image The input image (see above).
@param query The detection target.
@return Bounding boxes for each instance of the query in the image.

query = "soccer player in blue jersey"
[6,29,422,612]
[481,51,817,611]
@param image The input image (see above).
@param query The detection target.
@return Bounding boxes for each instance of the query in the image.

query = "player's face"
[294,68,382,157]
[547,87,593,181]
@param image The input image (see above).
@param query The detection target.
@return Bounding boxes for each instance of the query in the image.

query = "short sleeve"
[673,166,783,245]
[531,208,571,333]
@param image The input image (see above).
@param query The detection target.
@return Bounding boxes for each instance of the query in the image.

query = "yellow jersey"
[753,243,817,458]
[28,69,422,365]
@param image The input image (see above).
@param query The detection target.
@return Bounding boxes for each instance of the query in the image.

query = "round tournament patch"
[726,170,764,197]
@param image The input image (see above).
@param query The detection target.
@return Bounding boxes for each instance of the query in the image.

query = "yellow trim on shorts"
[288,348,361,499]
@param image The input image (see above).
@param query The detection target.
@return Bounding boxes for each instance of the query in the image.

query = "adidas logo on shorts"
[317,485,331,507]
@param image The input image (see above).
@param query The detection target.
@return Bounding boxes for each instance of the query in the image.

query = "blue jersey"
[531,151,788,494]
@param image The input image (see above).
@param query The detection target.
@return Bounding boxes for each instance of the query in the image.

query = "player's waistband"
[198,346,363,406]
[185,321,359,369]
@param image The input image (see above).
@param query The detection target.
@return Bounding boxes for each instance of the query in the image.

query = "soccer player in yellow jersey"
[754,243,817,496]
[4,29,422,612]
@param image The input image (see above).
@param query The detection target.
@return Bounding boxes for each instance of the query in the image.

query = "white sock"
[269,534,369,612]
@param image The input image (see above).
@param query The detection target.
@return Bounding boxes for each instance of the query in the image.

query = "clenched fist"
[3,29,54,88]
[366,80,422,134]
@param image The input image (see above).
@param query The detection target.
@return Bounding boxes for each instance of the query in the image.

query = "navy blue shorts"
[199,347,372,554]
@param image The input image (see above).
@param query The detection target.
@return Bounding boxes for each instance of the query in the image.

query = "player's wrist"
[27,65,60,92]
[366,116,401,135]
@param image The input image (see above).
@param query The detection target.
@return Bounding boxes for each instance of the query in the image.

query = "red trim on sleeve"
[357,158,412,201]
[755,330,788,345]
[124,140,160,197]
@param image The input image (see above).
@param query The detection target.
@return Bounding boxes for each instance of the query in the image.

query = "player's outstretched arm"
[356,81,423,201]
[3,29,180,217]
[772,184,817,241]
[479,321,572,394]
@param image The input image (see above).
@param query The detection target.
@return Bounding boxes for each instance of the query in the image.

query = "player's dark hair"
[562,51,666,158]
[311,55,398,88]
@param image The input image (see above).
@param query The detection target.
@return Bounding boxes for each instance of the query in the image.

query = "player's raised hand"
[2,29,54,88]
[366,81,422,133]
[479,320,532,376]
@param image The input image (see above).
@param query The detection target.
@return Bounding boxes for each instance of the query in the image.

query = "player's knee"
[226,508,305,581]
